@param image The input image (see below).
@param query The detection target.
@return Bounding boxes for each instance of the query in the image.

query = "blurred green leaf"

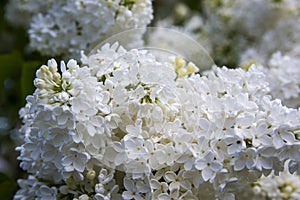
[21,61,40,101]
[180,0,202,10]
[0,51,23,117]
[0,172,17,199]
[0,51,22,90]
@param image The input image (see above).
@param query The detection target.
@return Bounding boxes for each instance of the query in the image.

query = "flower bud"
[86,170,96,181]
[186,62,199,74]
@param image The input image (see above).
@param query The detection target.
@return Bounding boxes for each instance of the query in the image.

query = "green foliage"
[0,172,18,200]
[180,0,202,10]
[0,51,22,90]
[0,51,23,118]
[21,61,40,102]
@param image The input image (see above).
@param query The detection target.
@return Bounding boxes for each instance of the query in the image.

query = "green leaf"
[180,0,202,10]
[0,51,23,91]
[0,51,24,113]
[20,61,40,101]
[0,172,18,199]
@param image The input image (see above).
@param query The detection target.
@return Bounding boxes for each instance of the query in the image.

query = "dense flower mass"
[153,0,300,68]
[15,43,300,199]
[152,0,300,109]
[202,0,300,67]
[5,0,153,58]
[264,53,300,108]
[235,164,300,200]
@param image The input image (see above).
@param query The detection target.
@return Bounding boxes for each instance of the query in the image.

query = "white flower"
[238,163,300,200]
[279,145,300,162]
[163,170,191,191]
[16,43,300,199]
[124,137,148,160]
[62,148,90,172]
[265,52,300,108]
[195,152,223,182]
[122,177,150,200]
[151,179,169,199]
[232,148,256,171]
[202,0,300,66]
[254,147,276,171]
[224,135,246,155]
[145,141,166,170]
[5,0,52,27]
[14,176,40,200]
[249,121,273,148]
[161,143,177,166]
[5,0,153,58]
[271,124,296,149]
[36,185,57,200]
[157,191,180,200]
[14,176,57,200]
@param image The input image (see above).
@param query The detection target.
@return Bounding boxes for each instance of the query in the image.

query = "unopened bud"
[177,68,187,77]
[86,170,96,180]
[34,79,46,89]
[95,183,105,193]
[186,62,199,74]
[175,56,186,70]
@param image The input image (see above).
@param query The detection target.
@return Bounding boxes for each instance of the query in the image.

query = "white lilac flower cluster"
[153,0,300,65]
[15,43,300,199]
[5,0,153,58]
[201,0,300,67]
[152,0,300,108]
[250,171,300,200]
[251,169,300,200]
[263,52,300,108]
[234,164,300,200]
[205,0,300,108]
